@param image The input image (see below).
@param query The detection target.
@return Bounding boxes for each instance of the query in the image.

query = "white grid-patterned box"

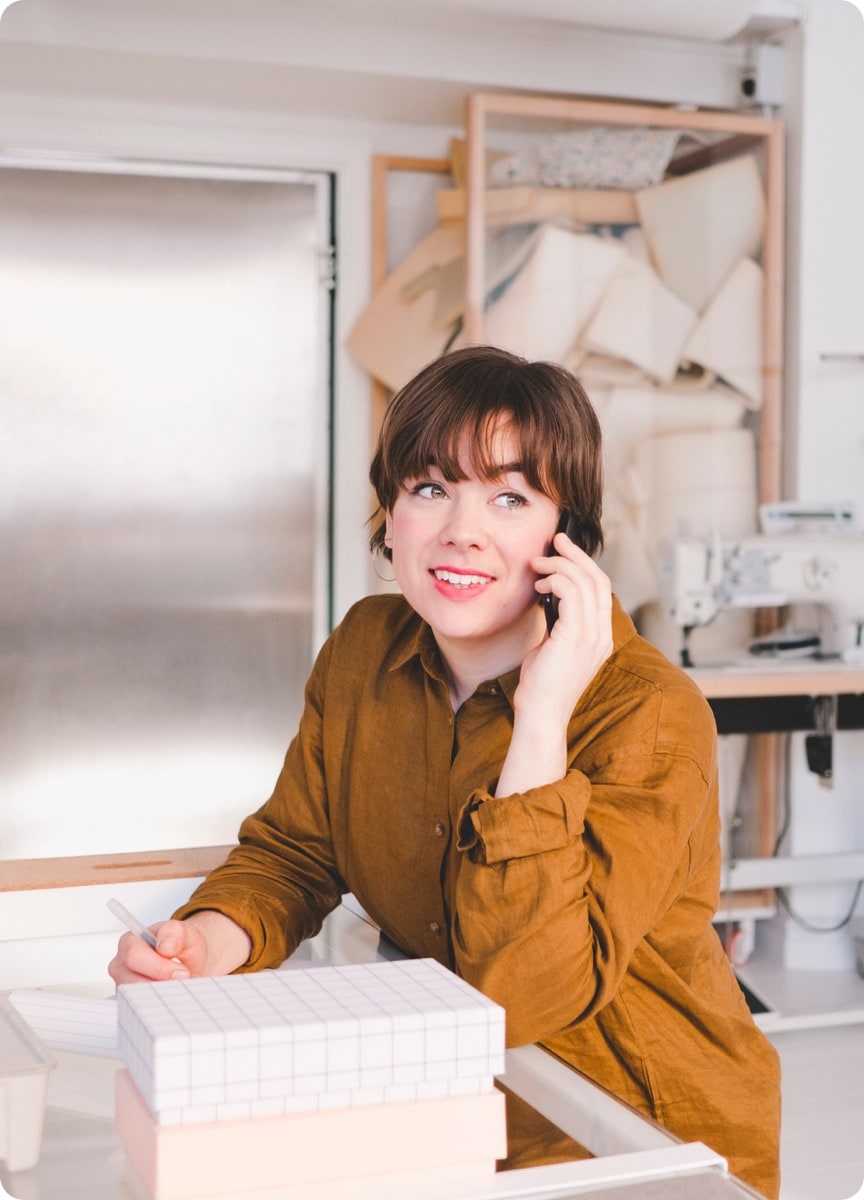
[117,959,505,1125]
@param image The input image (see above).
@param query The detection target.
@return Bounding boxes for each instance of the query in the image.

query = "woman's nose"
[440,498,488,548]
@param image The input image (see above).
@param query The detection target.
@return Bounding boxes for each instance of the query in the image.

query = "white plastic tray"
[0,995,55,1170]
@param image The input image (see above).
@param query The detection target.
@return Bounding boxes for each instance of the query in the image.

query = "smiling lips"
[432,568,492,591]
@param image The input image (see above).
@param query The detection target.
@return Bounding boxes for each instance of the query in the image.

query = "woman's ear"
[384,512,393,549]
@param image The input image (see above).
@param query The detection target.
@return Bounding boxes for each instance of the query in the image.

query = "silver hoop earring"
[373,555,396,583]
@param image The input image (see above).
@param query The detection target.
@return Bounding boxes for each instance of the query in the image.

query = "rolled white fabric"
[597,388,747,617]
[631,427,758,661]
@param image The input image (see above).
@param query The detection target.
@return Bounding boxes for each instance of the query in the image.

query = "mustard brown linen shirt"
[176,593,781,1198]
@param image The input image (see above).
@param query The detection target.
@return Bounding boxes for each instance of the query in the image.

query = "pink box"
[116,1068,506,1200]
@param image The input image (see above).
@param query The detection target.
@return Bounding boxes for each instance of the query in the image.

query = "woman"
[110,345,781,1197]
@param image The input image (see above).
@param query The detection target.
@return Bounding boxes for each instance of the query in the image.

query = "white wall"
[774,0,864,966]
[786,0,864,517]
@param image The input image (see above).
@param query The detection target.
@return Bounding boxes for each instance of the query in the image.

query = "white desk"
[1,903,762,1200]
[685,659,864,1030]
[688,659,864,702]
[687,660,864,903]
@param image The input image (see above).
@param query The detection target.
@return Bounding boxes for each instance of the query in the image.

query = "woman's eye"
[494,491,527,510]
[413,481,447,500]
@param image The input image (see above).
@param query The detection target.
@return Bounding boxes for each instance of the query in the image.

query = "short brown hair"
[369,345,603,560]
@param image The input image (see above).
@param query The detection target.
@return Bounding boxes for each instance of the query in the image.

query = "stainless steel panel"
[0,166,330,859]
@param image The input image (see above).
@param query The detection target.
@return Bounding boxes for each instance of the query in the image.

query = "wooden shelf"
[462,90,785,505]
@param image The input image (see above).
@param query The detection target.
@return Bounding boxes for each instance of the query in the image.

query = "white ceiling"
[0,0,805,137]
[0,0,806,56]
[324,0,807,41]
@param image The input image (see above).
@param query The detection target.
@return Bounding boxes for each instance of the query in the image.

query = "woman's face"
[385,419,560,669]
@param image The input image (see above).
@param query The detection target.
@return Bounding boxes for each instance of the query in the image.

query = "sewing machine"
[658,532,864,668]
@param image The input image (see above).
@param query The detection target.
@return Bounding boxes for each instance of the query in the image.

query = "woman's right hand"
[107,918,208,985]
[107,910,252,986]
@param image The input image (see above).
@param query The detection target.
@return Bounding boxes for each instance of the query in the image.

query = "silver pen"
[107,897,159,949]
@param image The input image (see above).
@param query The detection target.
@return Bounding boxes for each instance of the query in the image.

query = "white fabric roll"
[631,427,758,661]
[597,387,747,615]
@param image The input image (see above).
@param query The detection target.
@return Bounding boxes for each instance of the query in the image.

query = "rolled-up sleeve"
[450,679,718,1049]
[456,777,590,862]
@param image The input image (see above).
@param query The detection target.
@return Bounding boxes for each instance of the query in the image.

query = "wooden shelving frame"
[461,91,787,914]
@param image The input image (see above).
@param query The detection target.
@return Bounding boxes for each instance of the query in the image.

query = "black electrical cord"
[771,734,863,933]
[775,881,864,933]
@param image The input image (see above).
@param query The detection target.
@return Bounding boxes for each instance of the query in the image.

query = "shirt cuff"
[456,775,590,865]
[171,896,274,973]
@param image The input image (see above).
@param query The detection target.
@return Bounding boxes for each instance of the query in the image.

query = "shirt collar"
[387,612,449,686]
[387,594,636,703]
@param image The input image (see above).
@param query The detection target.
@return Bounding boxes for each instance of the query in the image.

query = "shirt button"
[433,821,446,837]
[429,921,442,936]
[487,684,499,695]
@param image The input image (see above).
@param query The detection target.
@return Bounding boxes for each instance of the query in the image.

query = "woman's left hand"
[495,532,614,798]
[520,531,615,723]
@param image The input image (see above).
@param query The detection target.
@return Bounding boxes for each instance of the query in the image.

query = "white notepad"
[8,989,118,1058]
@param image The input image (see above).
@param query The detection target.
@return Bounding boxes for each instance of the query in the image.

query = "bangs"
[388,382,567,505]
[369,346,604,561]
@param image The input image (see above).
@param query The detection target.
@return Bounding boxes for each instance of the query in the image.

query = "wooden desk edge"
[688,664,864,699]
[0,846,234,892]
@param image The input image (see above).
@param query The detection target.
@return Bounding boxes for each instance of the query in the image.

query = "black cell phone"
[543,510,581,634]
